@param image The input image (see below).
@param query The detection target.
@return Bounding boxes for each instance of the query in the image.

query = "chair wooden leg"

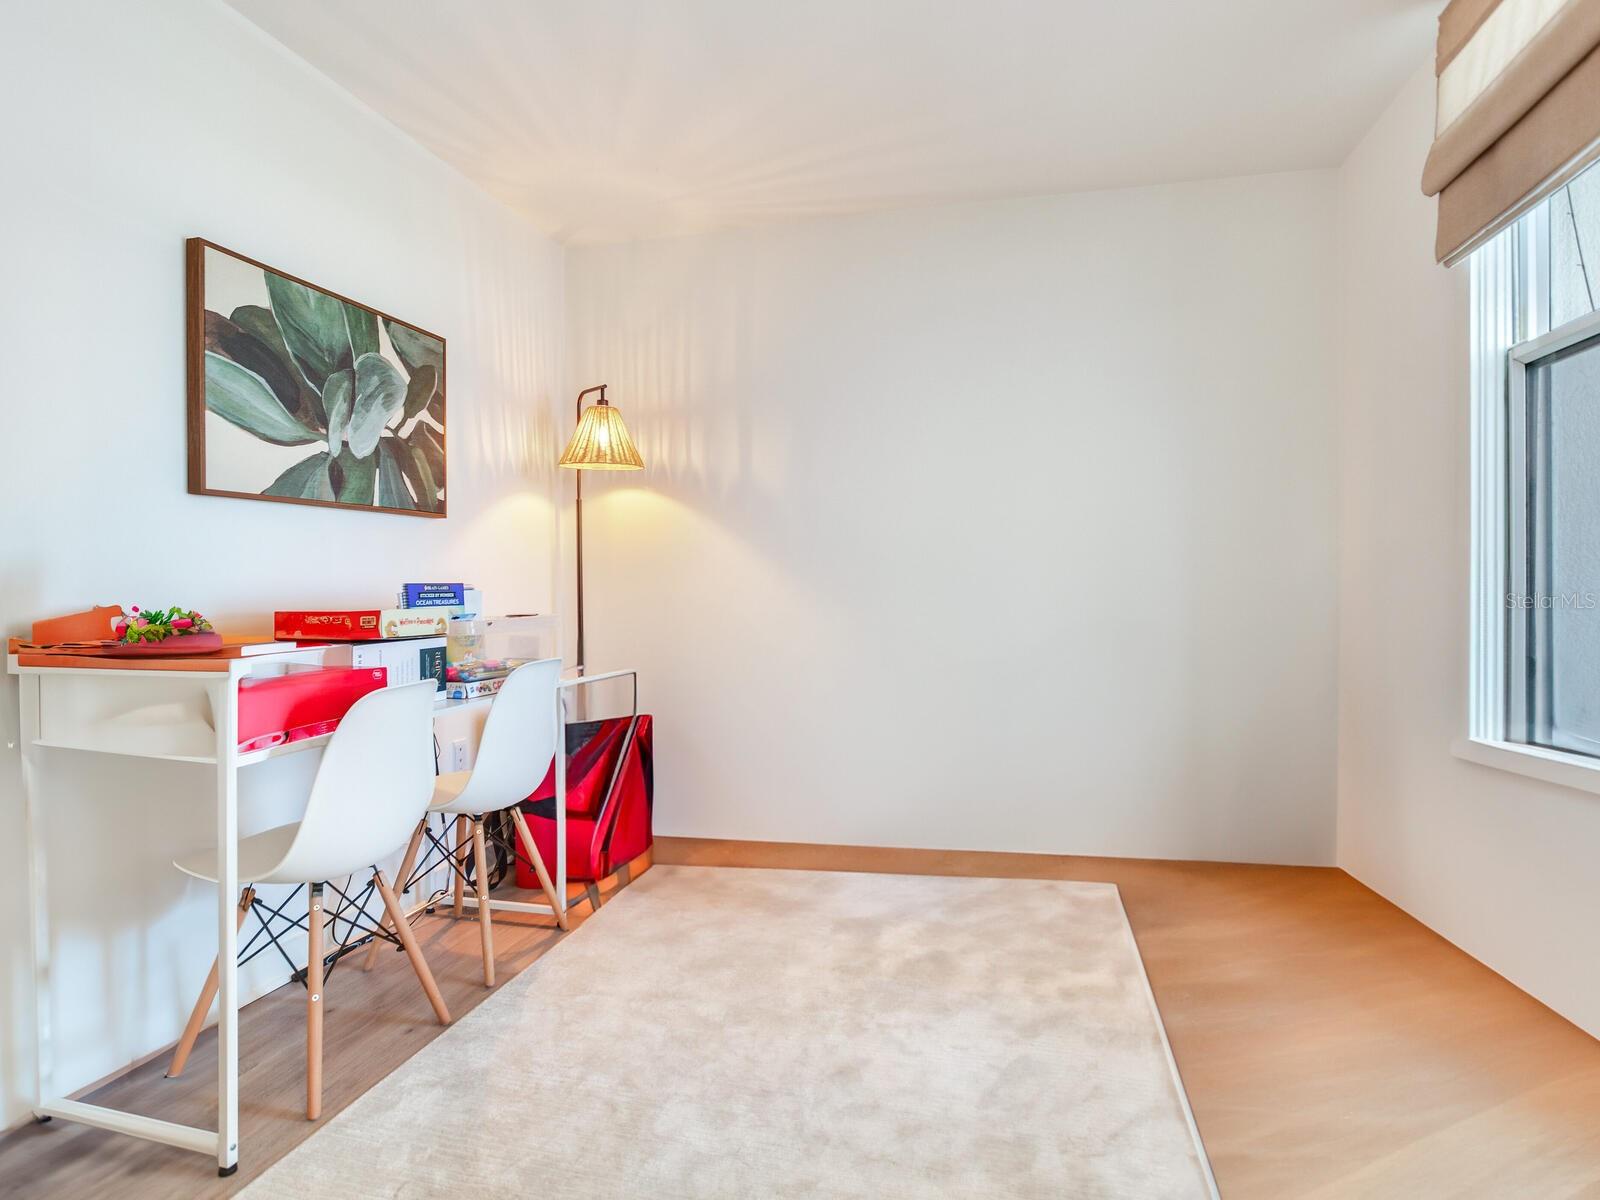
[374,869,451,1025]
[452,815,469,917]
[472,818,495,987]
[306,883,324,1121]
[510,807,569,931]
[363,820,426,972]
[168,887,255,1078]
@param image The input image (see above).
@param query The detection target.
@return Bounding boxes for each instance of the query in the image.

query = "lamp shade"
[559,401,644,470]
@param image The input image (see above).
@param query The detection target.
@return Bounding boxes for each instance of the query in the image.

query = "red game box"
[273,609,451,642]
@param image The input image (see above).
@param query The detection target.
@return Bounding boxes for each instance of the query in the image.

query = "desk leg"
[555,692,567,923]
[213,678,240,1176]
[20,674,53,1118]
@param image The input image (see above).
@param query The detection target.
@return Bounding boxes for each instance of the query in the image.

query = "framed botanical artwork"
[186,238,446,516]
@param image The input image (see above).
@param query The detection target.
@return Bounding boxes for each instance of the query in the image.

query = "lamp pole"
[571,384,608,676]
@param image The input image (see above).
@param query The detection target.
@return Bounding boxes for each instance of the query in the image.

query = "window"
[1508,326,1600,752]
[1467,162,1600,772]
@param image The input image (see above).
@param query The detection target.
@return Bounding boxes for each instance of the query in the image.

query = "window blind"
[1424,0,1600,264]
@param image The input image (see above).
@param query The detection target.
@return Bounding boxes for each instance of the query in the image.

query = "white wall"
[0,0,564,1126]
[20,0,1581,1142]
[1335,65,1600,1038]
[567,173,1342,864]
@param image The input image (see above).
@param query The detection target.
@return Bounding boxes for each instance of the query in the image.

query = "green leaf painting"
[402,363,436,423]
[204,310,310,427]
[410,421,445,485]
[264,452,334,500]
[343,302,380,360]
[348,353,407,459]
[383,318,442,375]
[322,368,354,457]
[227,304,325,426]
[193,242,446,515]
[384,319,444,409]
[395,428,441,503]
[376,438,416,510]
[332,446,377,505]
[204,352,320,446]
[265,272,352,390]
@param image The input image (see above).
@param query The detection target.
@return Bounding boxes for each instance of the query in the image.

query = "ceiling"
[225,0,1438,244]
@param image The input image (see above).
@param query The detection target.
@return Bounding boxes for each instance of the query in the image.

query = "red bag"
[515,715,653,885]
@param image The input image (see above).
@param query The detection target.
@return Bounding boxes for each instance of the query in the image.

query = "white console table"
[7,647,607,1175]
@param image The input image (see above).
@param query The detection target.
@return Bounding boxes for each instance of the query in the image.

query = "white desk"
[7,646,617,1175]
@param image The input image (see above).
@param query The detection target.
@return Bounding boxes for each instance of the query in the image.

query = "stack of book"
[274,608,450,641]
[350,639,447,695]
[273,582,485,698]
[443,657,528,701]
[274,583,483,643]
[394,582,484,617]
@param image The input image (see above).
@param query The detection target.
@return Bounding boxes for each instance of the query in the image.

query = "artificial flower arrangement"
[112,605,215,644]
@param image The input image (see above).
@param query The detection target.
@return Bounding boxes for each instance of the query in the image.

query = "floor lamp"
[559,384,644,675]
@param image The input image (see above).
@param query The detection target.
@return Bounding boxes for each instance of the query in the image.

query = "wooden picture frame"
[186,238,447,517]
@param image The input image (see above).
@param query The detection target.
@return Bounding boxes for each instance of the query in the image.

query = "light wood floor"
[5,840,1600,1198]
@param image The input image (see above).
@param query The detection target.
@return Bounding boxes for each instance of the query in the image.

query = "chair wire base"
[237,873,405,985]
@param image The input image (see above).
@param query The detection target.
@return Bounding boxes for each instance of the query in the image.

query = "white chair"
[166,679,451,1120]
[364,658,567,988]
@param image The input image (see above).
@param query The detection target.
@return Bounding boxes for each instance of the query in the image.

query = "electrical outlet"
[450,738,469,772]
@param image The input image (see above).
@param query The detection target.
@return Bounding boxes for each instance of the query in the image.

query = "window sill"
[1451,736,1600,797]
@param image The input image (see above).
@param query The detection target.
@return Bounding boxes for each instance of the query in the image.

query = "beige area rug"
[241,866,1218,1199]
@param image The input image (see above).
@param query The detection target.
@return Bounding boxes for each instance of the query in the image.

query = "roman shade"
[1424,0,1600,264]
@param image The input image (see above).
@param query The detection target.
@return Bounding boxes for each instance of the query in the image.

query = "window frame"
[1456,205,1600,793]
[1505,306,1600,753]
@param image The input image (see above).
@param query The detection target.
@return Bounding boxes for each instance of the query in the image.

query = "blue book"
[401,582,464,608]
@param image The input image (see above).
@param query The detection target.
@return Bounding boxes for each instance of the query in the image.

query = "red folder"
[237,667,387,751]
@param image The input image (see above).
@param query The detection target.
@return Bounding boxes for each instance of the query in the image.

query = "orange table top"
[8,634,300,673]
